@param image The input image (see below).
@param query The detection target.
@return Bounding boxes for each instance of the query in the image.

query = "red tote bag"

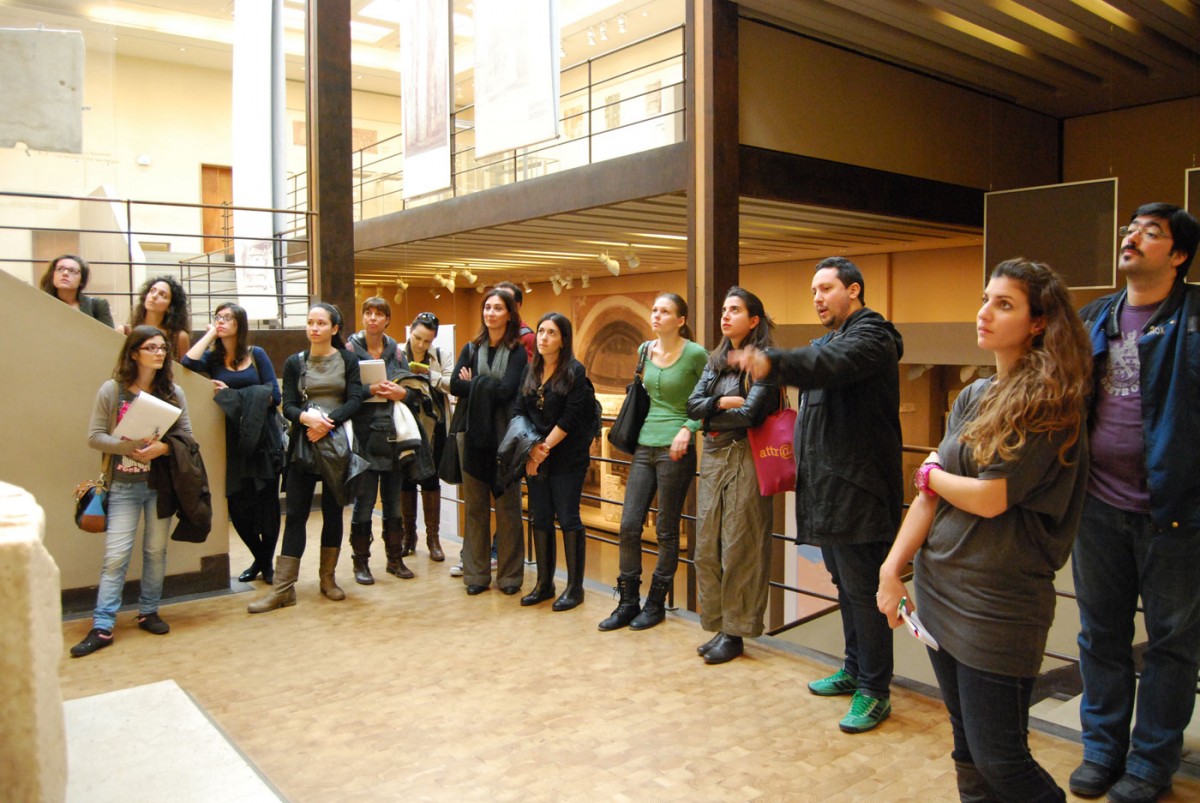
[746,391,797,496]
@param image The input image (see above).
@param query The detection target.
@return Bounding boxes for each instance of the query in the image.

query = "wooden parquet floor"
[59,523,1200,802]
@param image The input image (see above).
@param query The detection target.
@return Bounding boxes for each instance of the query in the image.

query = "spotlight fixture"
[434,272,456,294]
[430,287,441,300]
[396,278,409,291]
[626,246,640,270]
[618,13,626,33]
[550,275,563,296]
[475,283,486,294]
[597,252,620,277]
[587,26,596,46]
[461,267,478,285]
[374,285,382,297]
[561,274,573,290]
[599,22,608,41]
[522,282,533,294]
[580,271,590,288]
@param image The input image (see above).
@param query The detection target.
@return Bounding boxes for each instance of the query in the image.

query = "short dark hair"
[814,256,866,304]
[494,281,523,305]
[361,296,391,318]
[1131,203,1200,280]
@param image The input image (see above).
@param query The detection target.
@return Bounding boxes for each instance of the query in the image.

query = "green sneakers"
[838,690,891,733]
[807,667,859,696]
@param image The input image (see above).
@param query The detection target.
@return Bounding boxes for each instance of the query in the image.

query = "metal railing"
[1,190,315,329]
[286,25,687,221]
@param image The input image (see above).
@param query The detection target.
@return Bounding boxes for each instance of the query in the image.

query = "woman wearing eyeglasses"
[515,312,598,611]
[182,303,283,584]
[248,302,364,613]
[124,275,191,358]
[72,326,192,657]
[400,311,455,562]
[39,254,116,328]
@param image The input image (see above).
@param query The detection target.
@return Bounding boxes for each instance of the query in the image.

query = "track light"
[618,13,626,34]
[522,282,533,294]
[599,22,608,41]
[580,271,590,288]
[430,287,441,300]
[597,252,620,276]
[475,283,485,293]
[587,26,596,46]
[374,285,382,297]
[551,276,563,296]
[461,267,477,285]
[434,272,456,294]
[397,278,409,291]
[561,275,573,290]
[626,246,640,270]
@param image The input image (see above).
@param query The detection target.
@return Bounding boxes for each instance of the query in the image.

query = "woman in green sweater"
[599,293,708,631]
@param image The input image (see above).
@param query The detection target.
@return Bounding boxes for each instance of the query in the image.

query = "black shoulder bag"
[606,342,651,454]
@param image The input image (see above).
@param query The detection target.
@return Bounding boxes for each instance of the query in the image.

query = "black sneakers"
[70,628,113,657]
[136,612,170,635]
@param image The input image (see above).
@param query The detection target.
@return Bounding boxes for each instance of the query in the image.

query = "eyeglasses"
[213,313,235,322]
[140,344,169,354]
[415,312,439,328]
[54,265,81,276]
[1119,222,1171,242]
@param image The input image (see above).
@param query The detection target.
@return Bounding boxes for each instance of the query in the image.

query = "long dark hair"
[707,286,774,372]
[309,302,347,351]
[211,302,250,368]
[657,293,695,341]
[40,254,90,296]
[959,259,1091,466]
[114,325,179,404]
[471,290,522,350]
[131,275,190,344]
[522,312,576,397]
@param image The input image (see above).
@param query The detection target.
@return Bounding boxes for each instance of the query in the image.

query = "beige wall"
[1064,96,1200,217]
[0,271,228,592]
[738,20,1060,191]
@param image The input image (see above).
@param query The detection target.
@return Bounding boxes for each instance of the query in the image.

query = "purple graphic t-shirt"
[1088,302,1156,512]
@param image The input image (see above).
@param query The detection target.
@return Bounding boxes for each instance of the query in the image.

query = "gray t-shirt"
[914,378,1089,677]
[304,352,346,415]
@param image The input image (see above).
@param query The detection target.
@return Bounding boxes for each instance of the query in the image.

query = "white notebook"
[112,392,182,442]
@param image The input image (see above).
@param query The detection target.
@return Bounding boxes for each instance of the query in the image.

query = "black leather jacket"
[686,365,779,450]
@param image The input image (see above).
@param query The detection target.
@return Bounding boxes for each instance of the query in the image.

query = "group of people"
[55,199,1200,803]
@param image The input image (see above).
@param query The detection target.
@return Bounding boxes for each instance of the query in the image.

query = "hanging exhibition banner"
[401,0,452,199]
[232,0,280,319]
[473,0,560,160]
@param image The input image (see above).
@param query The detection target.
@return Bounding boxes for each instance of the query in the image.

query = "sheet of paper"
[112,392,182,442]
[899,603,939,650]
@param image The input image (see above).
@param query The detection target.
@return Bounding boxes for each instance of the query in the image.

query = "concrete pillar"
[0,482,66,803]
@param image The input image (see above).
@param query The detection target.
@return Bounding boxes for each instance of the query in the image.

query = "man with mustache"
[1071,203,1200,803]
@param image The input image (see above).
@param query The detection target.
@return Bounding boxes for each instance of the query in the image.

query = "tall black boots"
[399,490,419,557]
[520,528,557,606]
[552,529,587,611]
[422,489,445,561]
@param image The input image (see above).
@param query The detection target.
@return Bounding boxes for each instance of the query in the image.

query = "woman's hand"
[211,379,228,395]
[458,366,473,382]
[669,428,692,461]
[876,571,909,628]
[130,439,169,463]
[525,458,540,477]
[370,380,407,401]
[727,346,771,381]
[718,396,745,410]
[300,409,335,440]
[531,442,550,463]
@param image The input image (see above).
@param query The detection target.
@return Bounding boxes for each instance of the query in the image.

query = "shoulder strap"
[634,341,650,380]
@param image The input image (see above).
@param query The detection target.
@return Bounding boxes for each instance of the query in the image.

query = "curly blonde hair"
[959,259,1092,466]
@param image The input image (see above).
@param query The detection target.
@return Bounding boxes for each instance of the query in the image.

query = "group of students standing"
[56,200,1200,803]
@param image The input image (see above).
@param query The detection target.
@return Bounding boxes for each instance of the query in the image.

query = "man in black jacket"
[736,257,903,734]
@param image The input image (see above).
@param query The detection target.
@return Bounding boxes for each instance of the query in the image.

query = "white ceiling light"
[461,267,478,285]
[580,271,590,288]
[625,246,640,270]
[522,282,533,295]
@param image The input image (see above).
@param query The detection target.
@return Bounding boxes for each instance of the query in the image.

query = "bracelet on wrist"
[914,461,942,497]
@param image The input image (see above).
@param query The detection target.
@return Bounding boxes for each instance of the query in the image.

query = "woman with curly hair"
[39,254,116,327]
[876,258,1092,801]
[126,275,191,357]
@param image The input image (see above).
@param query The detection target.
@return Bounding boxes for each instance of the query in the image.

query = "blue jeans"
[927,645,1065,802]
[617,443,696,580]
[527,467,587,532]
[92,481,170,632]
[352,469,402,523]
[822,540,894,698]
[1073,494,1200,787]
